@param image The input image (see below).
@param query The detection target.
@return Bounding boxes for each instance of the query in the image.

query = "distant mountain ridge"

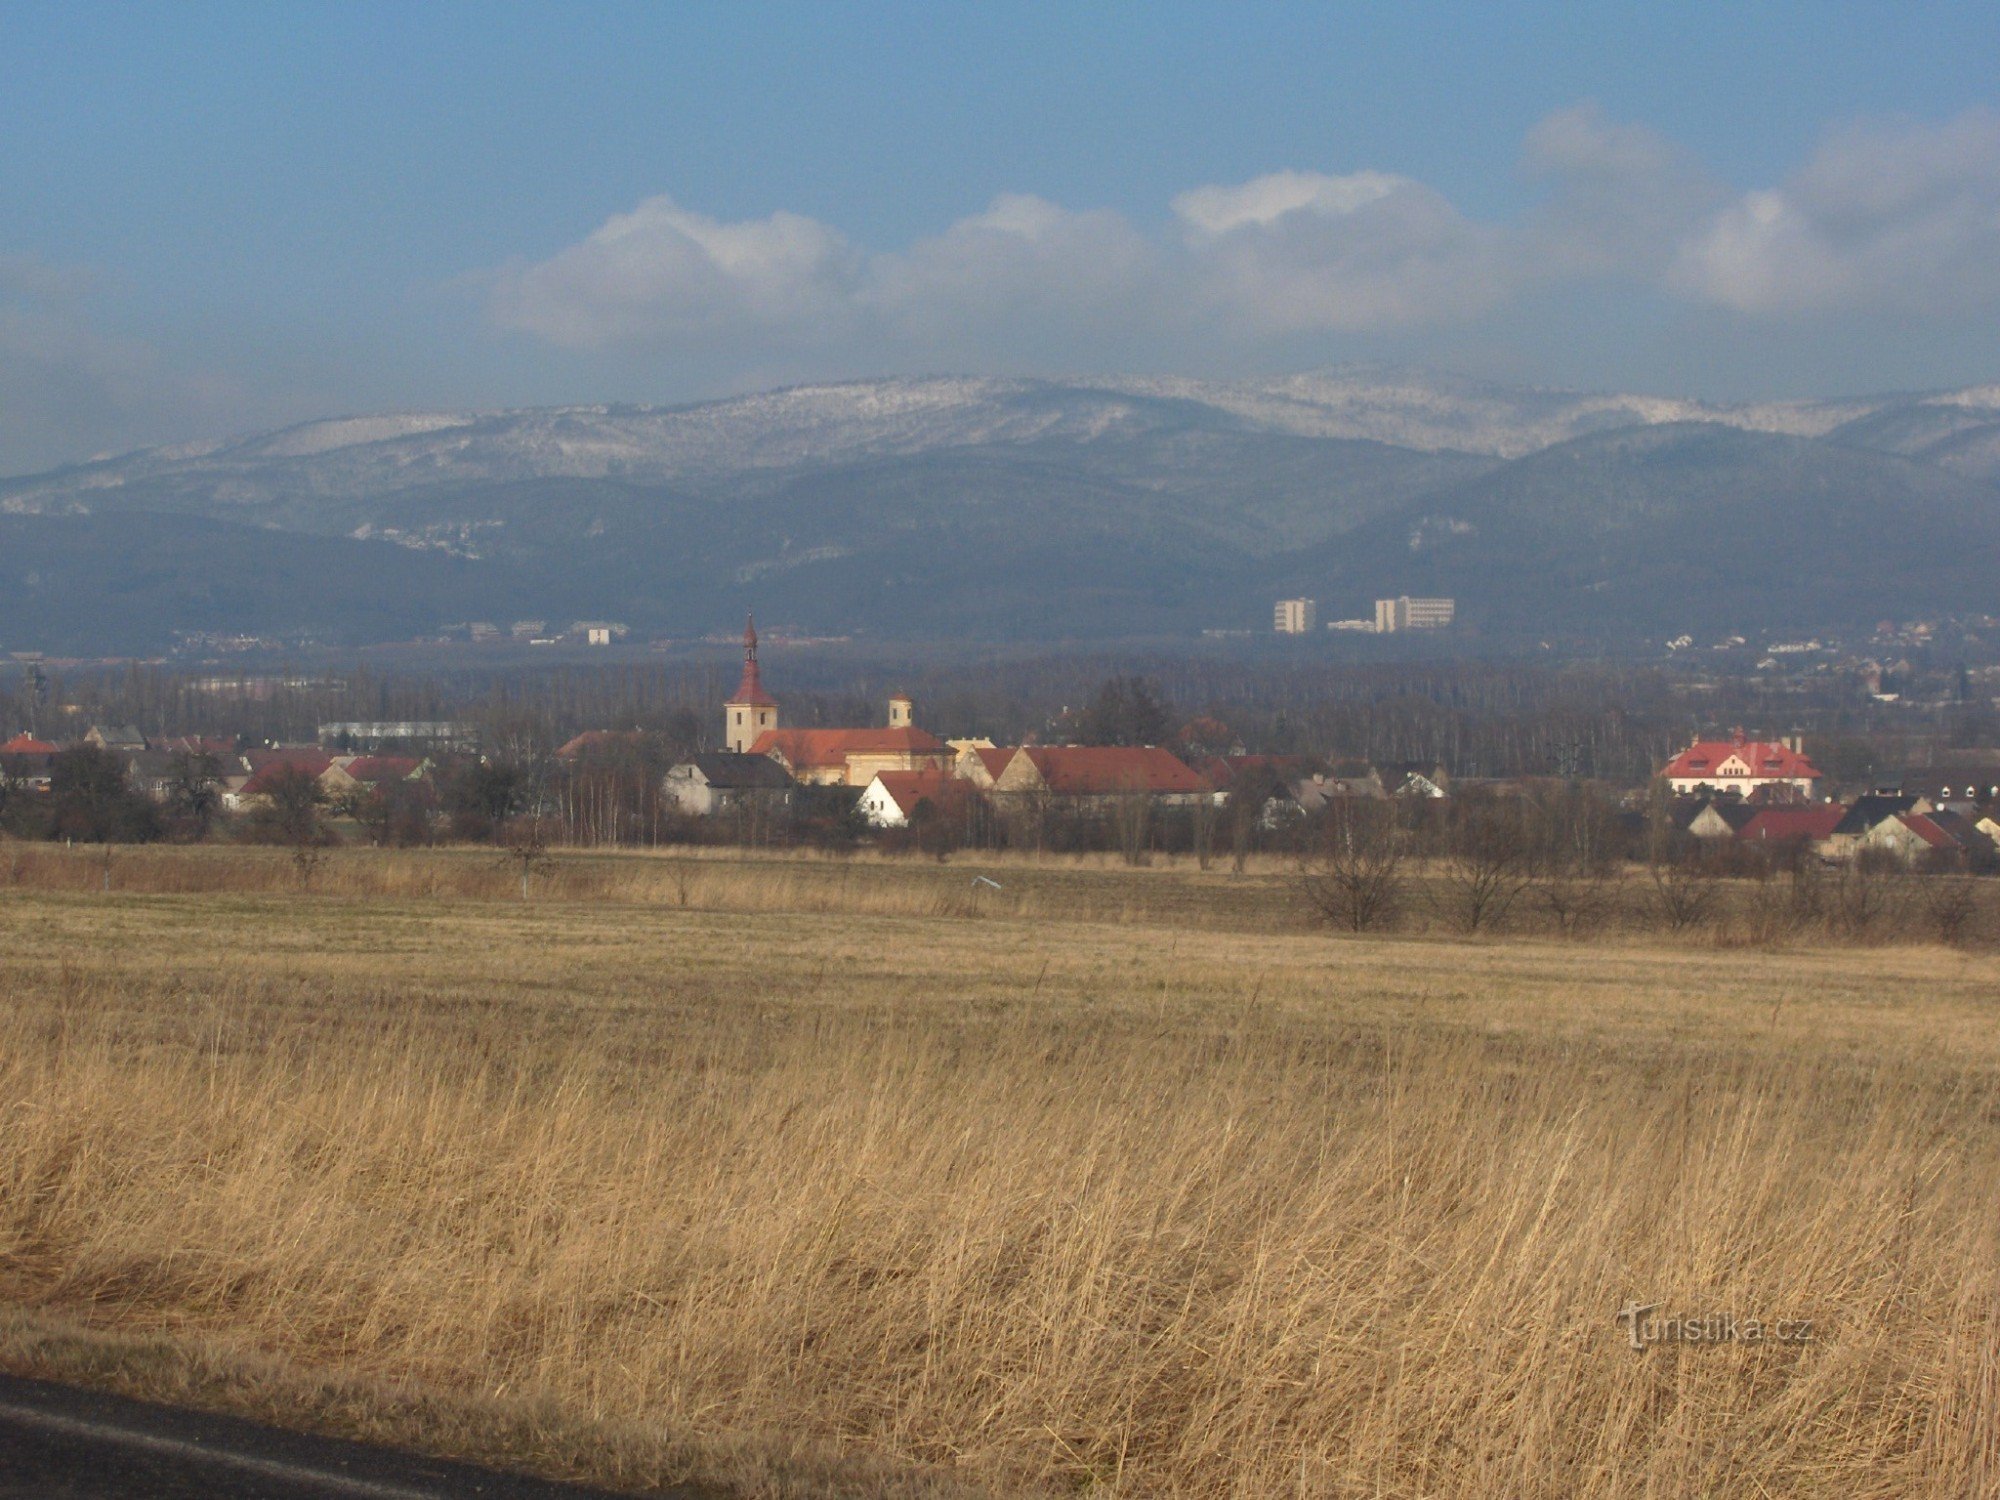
[2,368,1996,651]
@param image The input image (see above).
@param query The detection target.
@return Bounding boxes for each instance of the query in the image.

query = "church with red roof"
[723,617,949,785]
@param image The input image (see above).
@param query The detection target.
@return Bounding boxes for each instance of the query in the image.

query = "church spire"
[731,614,776,708]
[724,613,779,752]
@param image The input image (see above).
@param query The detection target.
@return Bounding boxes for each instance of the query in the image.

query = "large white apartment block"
[1373,596,1455,632]
[1274,598,1317,634]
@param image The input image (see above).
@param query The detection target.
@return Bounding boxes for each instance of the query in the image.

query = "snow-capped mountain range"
[1,368,1996,651]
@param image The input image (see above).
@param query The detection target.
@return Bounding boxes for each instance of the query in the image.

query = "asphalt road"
[0,1372,682,1499]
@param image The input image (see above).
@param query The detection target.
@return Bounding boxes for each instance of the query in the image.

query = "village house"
[1679,798,1759,839]
[952,744,1018,789]
[84,724,147,752]
[989,745,1212,806]
[1861,809,1992,865]
[226,749,337,811]
[319,755,429,799]
[0,733,58,790]
[1660,731,1822,800]
[1735,805,1845,853]
[662,753,795,817]
[858,769,974,828]
[1820,794,1931,861]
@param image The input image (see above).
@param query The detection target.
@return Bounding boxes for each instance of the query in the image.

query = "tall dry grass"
[1,887,1998,1495]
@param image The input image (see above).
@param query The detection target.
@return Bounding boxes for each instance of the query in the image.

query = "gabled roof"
[680,753,794,789]
[868,769,972,817]
[1922,808,1991,850]
[1010,745,1207,796]
[750,726,945,770]
[340,755,424,784]
[245,747,333,769]
[1662,736,1822,781]
[1679,798,1759,831]
[239,755,337,798]
[1,734,58,756]
[965,746,1017,779]
[1832,794,1922,836]
[1736,806,1844,842]
[1888,812,1957,850]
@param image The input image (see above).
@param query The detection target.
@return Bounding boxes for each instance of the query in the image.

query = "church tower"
[725,615,779,753]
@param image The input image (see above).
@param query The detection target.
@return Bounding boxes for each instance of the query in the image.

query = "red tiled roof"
[727,616,778,708]
[870,769,973,817]
[239,757,335,798]
[965,746,1017,779]
[243,749,334,776]
[341,755,423,783]
[751,726,945,770]
[1893,812,1955,850]
[1016,745,1208,795]
[1736,807,1844,842]
[1,734,58,756]
[1662,736,1822,781]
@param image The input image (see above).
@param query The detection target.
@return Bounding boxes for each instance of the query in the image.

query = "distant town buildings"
[1374,597,1456,632]
[1274,598,1317,635]
[317,721,475,750]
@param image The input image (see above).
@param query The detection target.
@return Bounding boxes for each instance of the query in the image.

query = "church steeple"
[724,613,779,752]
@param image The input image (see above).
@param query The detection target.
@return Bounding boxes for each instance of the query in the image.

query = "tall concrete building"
[1374,596,1455,632]
[1274,598,1317,634]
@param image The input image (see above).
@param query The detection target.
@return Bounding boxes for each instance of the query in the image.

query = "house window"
[735,712,742,725]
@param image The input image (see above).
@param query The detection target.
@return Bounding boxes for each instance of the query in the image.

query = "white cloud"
[1670,109,2000,314]
[488,194,863,349]
[483,107,2000,370]
[1520,103,1724,276]
[871,194,1162,342]
[1170,169,1406,234]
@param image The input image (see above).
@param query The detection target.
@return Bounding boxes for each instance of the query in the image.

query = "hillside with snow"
[1,367,1996,651]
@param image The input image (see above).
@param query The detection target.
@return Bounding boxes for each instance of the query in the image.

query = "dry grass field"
[2,844,1998,1496]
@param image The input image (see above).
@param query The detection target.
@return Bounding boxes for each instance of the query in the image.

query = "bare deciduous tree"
[1646,855,1719,934]
[1300,802,1405,933]
[1433,799,1534,935]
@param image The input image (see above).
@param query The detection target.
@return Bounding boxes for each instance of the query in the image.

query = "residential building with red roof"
[1735,806,1845,849]
[230,751,338,808]
[1860,811,1991,864]
[953,744,1020,788]
[992,745,1211,803]
[320,755,427,795]
[0,733,58,789]
[858,769,977,828]
[1660,730,1823,799]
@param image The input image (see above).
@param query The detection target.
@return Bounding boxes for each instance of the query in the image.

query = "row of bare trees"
[1300,790,1990,946]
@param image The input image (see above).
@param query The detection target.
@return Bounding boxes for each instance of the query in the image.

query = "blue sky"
[4,1,1999,472]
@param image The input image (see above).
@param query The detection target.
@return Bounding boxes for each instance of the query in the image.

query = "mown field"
[1,845,1997,1497]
